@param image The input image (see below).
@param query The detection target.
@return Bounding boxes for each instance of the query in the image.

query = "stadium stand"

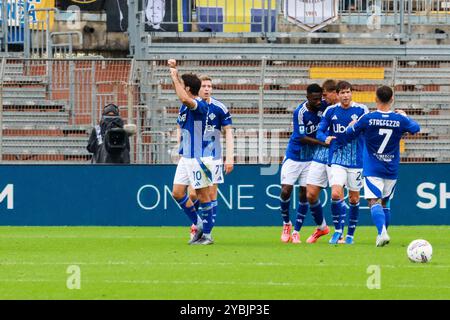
[0,1,450,164]
[138,58,450,163]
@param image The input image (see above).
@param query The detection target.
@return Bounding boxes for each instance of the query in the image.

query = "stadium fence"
[0,56,449,164]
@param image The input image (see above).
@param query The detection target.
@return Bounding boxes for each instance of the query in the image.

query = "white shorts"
[306,161,332,188]
[280,158,311,186]
[364,176,397,200]
[202,157,224,184]
[173,156,214,189]
[330,165,363,191]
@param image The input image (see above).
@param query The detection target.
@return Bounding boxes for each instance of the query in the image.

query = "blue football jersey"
[346,110,420,179]
[312,100,332,164]
[203,97,233,159]
[177,97,210,158]
[317,102,369,168]
[285,101,325,162]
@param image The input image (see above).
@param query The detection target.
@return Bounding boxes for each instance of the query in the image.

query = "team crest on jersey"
[209,113,216,121]
[178,114,186,123]
[299,126,305,134]
[351,114,358,121]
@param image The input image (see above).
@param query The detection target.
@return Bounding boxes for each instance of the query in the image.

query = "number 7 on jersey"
[378,128,393,154]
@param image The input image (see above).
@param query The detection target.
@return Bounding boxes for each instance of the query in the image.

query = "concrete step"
[3,100,67,109]
[2,87,47,100]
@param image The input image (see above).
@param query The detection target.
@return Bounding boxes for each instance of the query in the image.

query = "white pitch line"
[0,261,449,269]
[0,278,449,290]
[0,235,178,239]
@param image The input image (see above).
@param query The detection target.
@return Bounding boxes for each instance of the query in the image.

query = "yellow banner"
[310,67,385,80]
[352,92,376,103]
[29,0,56,31]
[196,0,276,33]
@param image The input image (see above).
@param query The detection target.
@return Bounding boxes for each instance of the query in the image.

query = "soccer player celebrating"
[317,81,369,244]
[345,86,420,246]
[188,75,234,243]
[168,59,214,245]
[279,84,329,244]
[305,79,340,243]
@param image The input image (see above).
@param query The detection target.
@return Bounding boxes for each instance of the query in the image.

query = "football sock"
[384,207,391,229]
[294,202,309,232]
[211,199,218,230]
[199,202,214,234]
[280,197,291,224]
[176,194,199,225]
[340,201,347,235]
[193,199,200,211]
[347,202,359,237]
[310,200,325,228]
[331,199,343,233]
[371,204,385,235]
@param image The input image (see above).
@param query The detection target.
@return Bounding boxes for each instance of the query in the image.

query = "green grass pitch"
[0,226,448,300]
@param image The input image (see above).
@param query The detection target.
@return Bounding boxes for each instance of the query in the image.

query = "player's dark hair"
[376,86,393,104]
[322,79,338,92]
[336,81,352,93]
[307,83,323,95]
[181,73,201,96]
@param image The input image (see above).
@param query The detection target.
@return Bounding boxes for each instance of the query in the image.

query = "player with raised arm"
[345,86,420,246]
[168,59,214,245]
[317,81,369,244]
[279,84,329,244]
[187,75,234,244]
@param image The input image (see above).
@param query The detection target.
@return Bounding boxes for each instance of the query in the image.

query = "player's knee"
[172,190,185,201]
[299,187,307,203]
[280,187,292,201]
[349,192,360,204]
[368,198,381,207]
[307,190,318,204]
[331,185,343,200]
[196,189,211,203]
[331,191,341,200]
[188,190,197,202]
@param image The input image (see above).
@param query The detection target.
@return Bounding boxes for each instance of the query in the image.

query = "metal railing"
[0,1,83,58]
[0,58,138,163]
[136,57,450,164]
[0,56,450,164]
[129,0,450,56]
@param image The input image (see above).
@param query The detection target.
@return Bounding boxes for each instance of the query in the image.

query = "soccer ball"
[407,239,433,263]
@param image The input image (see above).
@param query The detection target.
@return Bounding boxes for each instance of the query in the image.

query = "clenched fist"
[167,59,177,68]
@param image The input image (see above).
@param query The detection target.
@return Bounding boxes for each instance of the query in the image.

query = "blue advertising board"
[0,164,449,226]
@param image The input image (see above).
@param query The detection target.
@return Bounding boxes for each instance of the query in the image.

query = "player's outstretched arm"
[299,136,329,147]
[396,110,421,134]
[344,114,368,143]
[168,59,197,109]
[316,113,330,142]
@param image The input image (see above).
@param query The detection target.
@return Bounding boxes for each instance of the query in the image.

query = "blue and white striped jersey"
[312,100,332,164]
[285,100,326,162]
[177,97,210,158]
[203,97,233,160]
[346,110,420,179]
[317,102,369,168]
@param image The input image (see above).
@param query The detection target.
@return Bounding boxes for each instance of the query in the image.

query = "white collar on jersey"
[376,110,393,114]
